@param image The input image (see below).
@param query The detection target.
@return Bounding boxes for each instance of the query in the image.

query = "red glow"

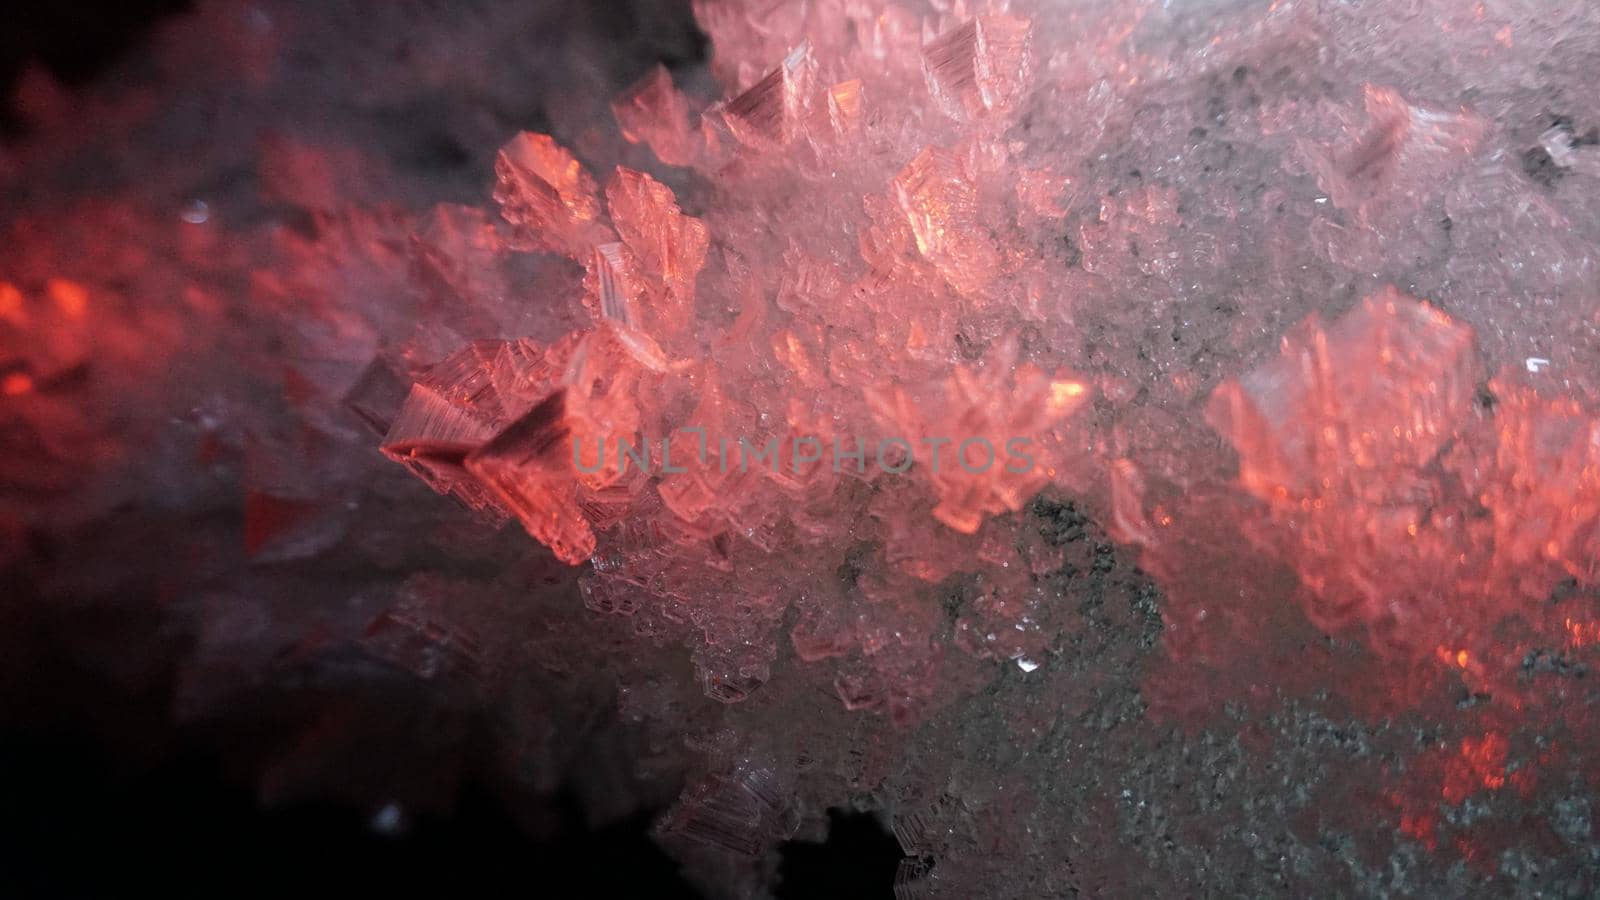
[46,278,89,319]
[1443,733,1509,803]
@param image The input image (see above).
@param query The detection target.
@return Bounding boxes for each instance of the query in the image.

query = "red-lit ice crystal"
[1207,288,1483,650]
[891,146,1001,295]
[596,167,709,345]
[493,132,607,255]
[377,7,1103,714]
[1453,378,1600,598]
[1300,85,1485,223]
[922,13,1032,121]
[612,65,697,168]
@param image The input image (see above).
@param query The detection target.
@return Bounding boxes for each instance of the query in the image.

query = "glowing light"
[1398,810,1438,849]
[1051,380,1086,402]
[2,373,34,396]
[1440,733,1511,805]
[47,278,89,319]
[0,282,25,323]
[1564,618,1600,648]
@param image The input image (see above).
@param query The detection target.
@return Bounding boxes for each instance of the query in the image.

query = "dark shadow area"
[0,1,194,135]
[0,736,702,898]
[775,809,904,900]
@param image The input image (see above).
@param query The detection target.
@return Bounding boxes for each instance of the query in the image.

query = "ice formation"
[9,0,1600,895]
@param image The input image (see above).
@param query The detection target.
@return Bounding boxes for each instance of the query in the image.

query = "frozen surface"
[6,0,1600,895]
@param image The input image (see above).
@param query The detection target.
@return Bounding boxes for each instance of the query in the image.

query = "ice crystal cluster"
[8,0,1600,895]
[373,7,1100,718]
[374,0,1600,722]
